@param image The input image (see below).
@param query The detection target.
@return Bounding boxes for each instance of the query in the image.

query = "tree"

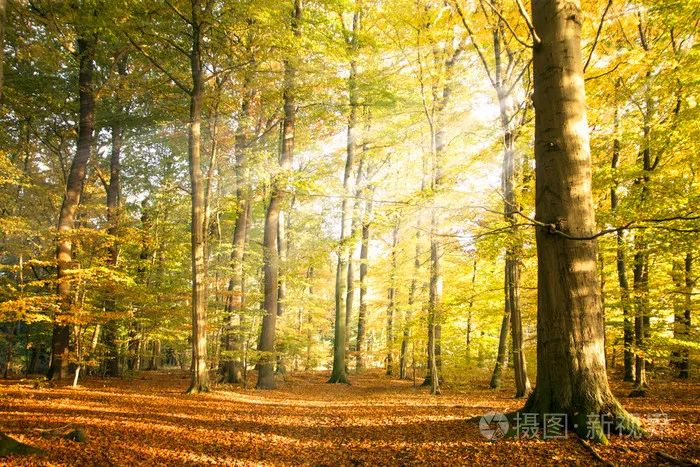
[522,0,640,443]
[49,19,97,380]
[257,0,302,390]
[329,0,362,385]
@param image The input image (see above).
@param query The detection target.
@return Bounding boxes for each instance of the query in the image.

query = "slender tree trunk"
[386,216,399,376]
[630,69,654,397]
[329,5,359,385]
[489,308,510,388]
[0,0,6,103]
[257,0,301,389]
[356,185,372,372]
[224,62,255,383]
[610,83,634,382]
[49,34,96,380]
[466,257,476,366]
[670,252,692,380]
[522,0,641,443]
[187,3,209,393]
[399,226,420,380]
[678,253,692,378]
[102,56,127,378]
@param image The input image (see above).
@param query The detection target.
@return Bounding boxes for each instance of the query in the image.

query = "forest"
[0,0,699,465]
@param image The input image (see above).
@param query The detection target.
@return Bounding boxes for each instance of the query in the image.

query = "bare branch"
[513,0,541,45]
[480,0,534,49]
[584,0,613,72]
[125,32,191,95]
[453,1,498,89]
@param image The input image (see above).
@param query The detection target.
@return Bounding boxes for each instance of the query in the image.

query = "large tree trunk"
[257,0,301,389]
[522,0,640,443]
[187,3,209,393]
[329,5,359,385]
[48,34,96,380]
[258,193,281,389]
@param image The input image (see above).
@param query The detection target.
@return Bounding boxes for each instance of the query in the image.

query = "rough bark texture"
[257,0,301,389]
[522,0,640,443]
[49,34,96,380]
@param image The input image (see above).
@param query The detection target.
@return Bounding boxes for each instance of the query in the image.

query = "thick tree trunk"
[522,0,641,443]
[49,34,96,380]
[187,4,209,393]
[257,0,301,389]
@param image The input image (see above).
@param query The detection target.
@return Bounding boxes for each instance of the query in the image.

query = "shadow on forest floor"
[1,369,698,465]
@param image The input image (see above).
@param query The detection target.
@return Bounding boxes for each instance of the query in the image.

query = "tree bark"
[0,0,6,102]
[355,184,372,372]
[102,55,128,378]
[186,1,209,393]
[386,215,399,376]
[49,34,96,380]
[223,46,255,384]
[522,0,641,443]
[257,0,301,389]
[489,308,510,389]
[610,81,634,382]
[671,253,692,379]
[329,4,359,385]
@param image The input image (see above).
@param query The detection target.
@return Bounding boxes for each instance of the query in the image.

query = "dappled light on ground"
[1,370,698,465]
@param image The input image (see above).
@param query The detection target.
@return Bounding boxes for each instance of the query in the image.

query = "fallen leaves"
[0,370,698,465]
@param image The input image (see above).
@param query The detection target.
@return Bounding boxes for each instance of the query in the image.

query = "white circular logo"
[479,412,509,441]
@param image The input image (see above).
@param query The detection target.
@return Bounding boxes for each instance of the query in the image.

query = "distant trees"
[0,0,696,408]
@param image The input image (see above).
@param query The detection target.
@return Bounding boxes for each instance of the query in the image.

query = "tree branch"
[584,0,613,73]
[125,32,191,95]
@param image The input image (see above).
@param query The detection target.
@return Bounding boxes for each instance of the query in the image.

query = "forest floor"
[0,369,698,466]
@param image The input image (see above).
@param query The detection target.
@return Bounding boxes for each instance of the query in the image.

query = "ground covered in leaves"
[1,370,698,465]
